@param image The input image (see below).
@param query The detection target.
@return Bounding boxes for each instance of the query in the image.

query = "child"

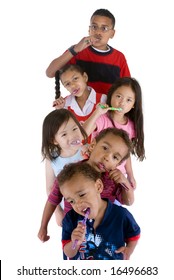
[58,161,140,260]
[46,9,130,95]
[38,127,134,242]
[53,64,107,125]
[41,108,89,225]
[83,77,145,188]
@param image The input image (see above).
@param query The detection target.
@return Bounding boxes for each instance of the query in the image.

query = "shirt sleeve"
[48,178,63,205]
[123,209,141,241]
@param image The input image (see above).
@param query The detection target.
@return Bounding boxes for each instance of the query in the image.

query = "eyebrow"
[65,189,84,201]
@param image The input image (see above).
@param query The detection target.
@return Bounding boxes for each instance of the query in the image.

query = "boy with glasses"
[46,9,131,97]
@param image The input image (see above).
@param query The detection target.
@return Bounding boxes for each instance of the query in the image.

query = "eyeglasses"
[89,25,113,33]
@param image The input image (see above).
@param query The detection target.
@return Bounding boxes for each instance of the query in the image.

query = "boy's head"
[89,9,115,49]
[88,127,132,173]
[58,162,103,219]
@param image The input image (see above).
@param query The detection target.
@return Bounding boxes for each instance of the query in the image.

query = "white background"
[0,0,173,279]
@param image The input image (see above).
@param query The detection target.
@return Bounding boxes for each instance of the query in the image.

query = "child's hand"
[109,169,132,191]
[71,222,86,248]
[38,227,50,242]
[115,246,131,260]
[74,36,93,52]
[128,175,136,189]
[53,96,65,109]
[95,103,110,115]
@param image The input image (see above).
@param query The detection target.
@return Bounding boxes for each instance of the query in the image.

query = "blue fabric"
[62,199,140,260]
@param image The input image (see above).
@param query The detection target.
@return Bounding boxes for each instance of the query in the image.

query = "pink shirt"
[91,114,135,174]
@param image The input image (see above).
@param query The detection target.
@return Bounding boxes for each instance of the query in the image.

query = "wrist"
[68,45,78,56]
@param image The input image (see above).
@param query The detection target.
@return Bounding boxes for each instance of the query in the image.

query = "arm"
[38,178,64,241]
[38,200,57,242]
[83,104,109,136]
[46,36,93,78]
[45,159,56,195]
[125,156,136,189]
[63,223,86,258]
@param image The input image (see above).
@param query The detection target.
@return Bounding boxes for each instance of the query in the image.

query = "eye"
[113,155,119,161]
[67,198,75,205]
[72,126,78,131]
[90,25,98,31]
[115,94,122,99]
[79,193,86,198]
[102,145,108,151]
[64,82,70,87]
[127,98,133,103]
[61,133,66,137]
[73,76,79,82]
[101,26,109,32]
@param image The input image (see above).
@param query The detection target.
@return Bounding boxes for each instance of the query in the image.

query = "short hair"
[58,162,101,187]
[91,9,115,27]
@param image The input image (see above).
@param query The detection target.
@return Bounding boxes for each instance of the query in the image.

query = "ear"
[83,72,88,83]
[110,29,115,39]
[95,178,104,193]
[88,139,96,153]
[53,139,58,145]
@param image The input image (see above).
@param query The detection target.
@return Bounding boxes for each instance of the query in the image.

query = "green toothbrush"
[99,104,122,111]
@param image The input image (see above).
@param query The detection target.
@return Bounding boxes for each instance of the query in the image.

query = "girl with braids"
[52,64,107,125]
[83,77,145,189]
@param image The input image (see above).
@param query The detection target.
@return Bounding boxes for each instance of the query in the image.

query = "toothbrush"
[72,207,90,250]
[99,104,122,111]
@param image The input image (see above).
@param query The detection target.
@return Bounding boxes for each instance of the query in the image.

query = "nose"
[75,198,83,211]
[103,153,111,163]
[119,97,125,106]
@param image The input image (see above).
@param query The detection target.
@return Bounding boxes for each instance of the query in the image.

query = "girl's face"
[111,85,135,114]
[88,133,128,172]
[54,118,83,153]
[60,174,103,219]
[60,70,88,97]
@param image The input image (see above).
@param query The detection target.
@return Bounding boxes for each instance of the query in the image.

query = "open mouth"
[98,162,106,171]
[70,139,81,146]
[82,208,90,221]
[72,88,79,95]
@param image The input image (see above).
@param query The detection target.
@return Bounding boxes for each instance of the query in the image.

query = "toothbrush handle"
[72,239,78,250]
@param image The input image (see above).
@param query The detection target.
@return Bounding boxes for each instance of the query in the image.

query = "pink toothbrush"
[72,207,90,250]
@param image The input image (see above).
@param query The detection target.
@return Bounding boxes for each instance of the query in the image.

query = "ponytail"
[55,70,61,99]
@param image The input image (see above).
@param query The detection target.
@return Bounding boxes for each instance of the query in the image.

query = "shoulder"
[109,46,126,57]
[96,113,112,124]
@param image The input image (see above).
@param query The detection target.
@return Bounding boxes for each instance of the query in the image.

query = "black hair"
[55,64,86,99]
[91,9,115,27]
[58,162,101,187]
[106,77,145,161]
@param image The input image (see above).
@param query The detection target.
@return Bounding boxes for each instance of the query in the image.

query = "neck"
[60,147,79,158]
[93,199,107,229]
[111,112,128,125]
[76,88,90,110]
